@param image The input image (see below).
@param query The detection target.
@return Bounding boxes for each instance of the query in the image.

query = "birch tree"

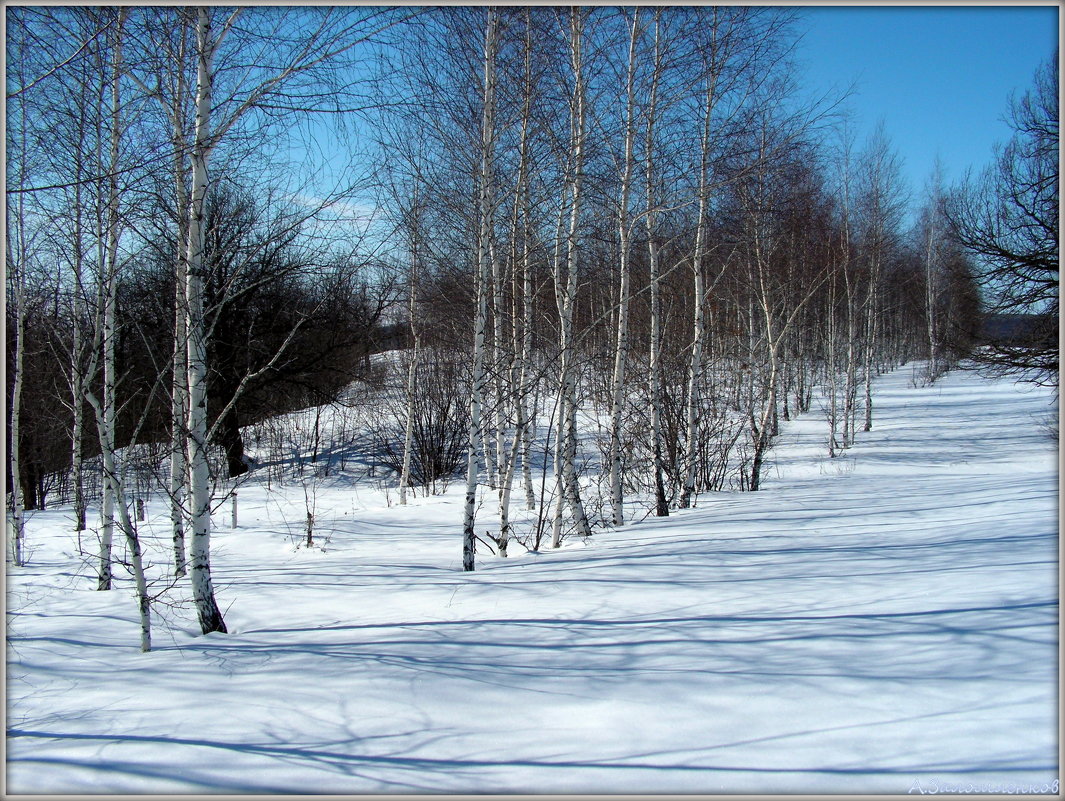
[606,8,641,527]
[125,8,196,575]
[550,8,595,547]
[921,164,946,383]
[494,10,542,554]
[641,10,671,517]
[5,12,43,565]
[398,187,422,507]
[53,7,155,649]
[182,7,227,632]
[44,10,110,534]
[513,9,540,515]
[739,133,833,488]
[678,68,716,510]
[94,7,127,590]
[173,5,405,627]
[6,210,29,566]
[462,7,498,572]
[831,126,860,450]
[855,126,905,431]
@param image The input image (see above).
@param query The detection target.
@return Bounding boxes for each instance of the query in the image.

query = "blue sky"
[796,5,1059,201]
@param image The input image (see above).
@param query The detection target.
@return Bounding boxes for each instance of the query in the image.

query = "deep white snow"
[5,364,1059,794]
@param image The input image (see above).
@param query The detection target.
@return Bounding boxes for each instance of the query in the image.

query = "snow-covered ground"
[5,365,1059,794]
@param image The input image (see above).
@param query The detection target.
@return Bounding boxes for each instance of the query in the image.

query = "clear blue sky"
[796,5,1059,202]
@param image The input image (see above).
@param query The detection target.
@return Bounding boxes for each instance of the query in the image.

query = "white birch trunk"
[170,239,189,577]
[749,288,779,491]
[7,35,30,566]
[680,233,708,508]
[490,241,507,493]
[169,54,191,578]
[680,64,717,510]
[607,9,640,527]
[517,12,537,514]
[97,10,125,591]
[515,201,536,514]
[750,351,778,491]
[71,154,88,534]
[558,9,593,540]
[516,146,537,514]
[549,176,569,549]
[862,258,881,431]
[841,243,857,449]
[520,387,537,512]
[860,132,895,431]
[97,248,117,590]
[87,388,152,652]
[838,155,858,449]
[8,253,26,566]
[478,239,501,494]
[186,7,226,632]
[644,13,669,517]
[497,424,523,558]
[550,495,564,550]
[398,343,418,505]
[501,30,535,533]
[91,10,151,650]
[462,8,498,572]
[925,201,939,380]
[71,320,87,533]
[826,268,840,458]
[399,192,420,506]
[479,241,499,492]
[846,278,860,445]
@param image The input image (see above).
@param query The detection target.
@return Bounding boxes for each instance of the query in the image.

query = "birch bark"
[70,126,89,534]
[680,52,718,510]
[185,6,227,632]
[498,21,537,549]
[557,8,593,541]
[515,15,537,513]
[168,32,191,577]
[399,189,420,505]
[860,132,899,432]
[96,8,125,590]
[826,264,840,458]
[643,12,669,517]
[607,8,640,527]
[924,182,941,381]
[462,8,498,572]
[7,234,26,566]
[839,157,857,449]
[6,19,31,566]
[85,393,152,652]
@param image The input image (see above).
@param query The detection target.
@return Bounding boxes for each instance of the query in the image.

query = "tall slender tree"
[462,7,498,572]
[551,7,594,547]
[607,8,641,527]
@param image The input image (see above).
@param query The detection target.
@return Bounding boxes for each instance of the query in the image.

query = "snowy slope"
[5,365,1058,794]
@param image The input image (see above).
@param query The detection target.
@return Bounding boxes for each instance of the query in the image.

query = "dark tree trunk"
[218,407,249,478]
[21,464,42,511]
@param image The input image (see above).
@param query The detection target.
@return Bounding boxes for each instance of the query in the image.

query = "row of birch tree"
[370,7,981,570]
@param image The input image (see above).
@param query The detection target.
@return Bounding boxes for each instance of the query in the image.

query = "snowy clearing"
[5,365,1059,794]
